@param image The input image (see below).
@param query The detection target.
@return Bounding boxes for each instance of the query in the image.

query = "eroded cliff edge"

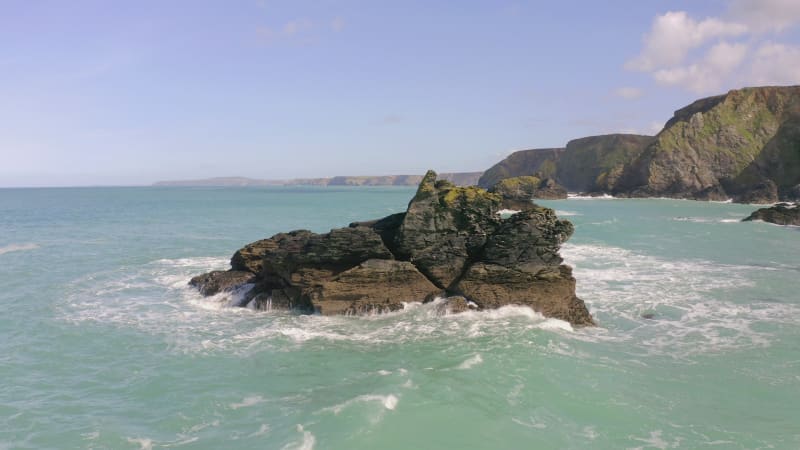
[190,170,594,326]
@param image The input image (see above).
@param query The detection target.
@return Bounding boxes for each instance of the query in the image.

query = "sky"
[1,0,799,187]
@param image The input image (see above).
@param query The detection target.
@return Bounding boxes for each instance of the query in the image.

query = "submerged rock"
[190,170,594,326]
[743,202,800,226]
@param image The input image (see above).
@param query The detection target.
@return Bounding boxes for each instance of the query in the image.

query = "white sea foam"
[562,243,800,357]
[629,429,682,450]
[0,242,39,255]
[457,353,483,369]
[127,437,153,450]
[81,431,100,440]
[282,425,315,450]
[555,210,581,216]
[568,193,615,200]
[58,241,797,360]
[673,216,742,224]
[247,424,270,437]
[511,417,547,429]
[229,395,265,409]
[318,394,399,415]
[537,318,574,332]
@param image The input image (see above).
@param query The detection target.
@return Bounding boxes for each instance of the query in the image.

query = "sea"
[1,186,798,449]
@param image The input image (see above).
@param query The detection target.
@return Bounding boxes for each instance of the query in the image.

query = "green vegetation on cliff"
[618,86,800,202]
[478,148,563,188]
[480,86,800,203]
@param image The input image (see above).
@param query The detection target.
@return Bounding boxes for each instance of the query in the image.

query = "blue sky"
[1,0,799,186]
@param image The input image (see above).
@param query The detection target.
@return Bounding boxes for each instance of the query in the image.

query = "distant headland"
[153,172,483,187]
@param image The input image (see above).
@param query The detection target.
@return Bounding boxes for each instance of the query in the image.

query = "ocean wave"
[563,243,800,357]
[456,353,483,369]
[567,193,615,200]
[0,242,39,255]
[282,425,315,450]
[57,244,797,359]
[57,256,575,355]
[672,217,742,224]
[318,394,398,415]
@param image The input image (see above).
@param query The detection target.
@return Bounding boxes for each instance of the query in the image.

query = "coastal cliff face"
[478,148,563,189]
[479,86,800,203]
[557,134,655,193]
[477,136,653,193]
[190,170,594,326]
[616,86,800,202]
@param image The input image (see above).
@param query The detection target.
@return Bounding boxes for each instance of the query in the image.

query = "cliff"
[190,170,594,326]
[480,86,800,203]
[478,148,563,189]
[615,86,800,202]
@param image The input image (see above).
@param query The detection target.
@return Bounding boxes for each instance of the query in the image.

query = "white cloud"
[614,86,644,99]
[652,41,749,93]
[747,42,800,85]
[626,4,800,94]
[626,11,747,71]
[729,0,800,32]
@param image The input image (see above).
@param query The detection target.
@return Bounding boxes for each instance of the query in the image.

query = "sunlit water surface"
[1,187,798,449]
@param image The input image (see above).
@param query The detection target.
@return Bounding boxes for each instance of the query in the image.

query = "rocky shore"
[743,203,800,226]
[190,170,594,326]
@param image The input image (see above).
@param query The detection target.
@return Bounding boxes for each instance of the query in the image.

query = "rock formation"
[489,176,567,210]
[743,202,800,226]
[190,170,594,326]
[479,86,800,203]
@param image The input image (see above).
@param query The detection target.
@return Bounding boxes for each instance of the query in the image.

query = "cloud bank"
[626,1,800,94]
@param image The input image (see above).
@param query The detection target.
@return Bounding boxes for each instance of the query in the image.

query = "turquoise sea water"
[1,186,799,449]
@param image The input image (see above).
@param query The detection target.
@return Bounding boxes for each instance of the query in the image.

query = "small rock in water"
[641,312,656,320]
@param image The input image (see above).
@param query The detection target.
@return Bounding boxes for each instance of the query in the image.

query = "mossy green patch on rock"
[490,176,541,198]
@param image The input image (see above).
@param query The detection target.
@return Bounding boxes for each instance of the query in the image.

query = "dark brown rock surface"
[743,203,800,225]
[190,170,594,326]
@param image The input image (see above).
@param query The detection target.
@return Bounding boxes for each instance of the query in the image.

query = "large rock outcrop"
[489,176,567,210]
[743,202,800,226]
[190,171,594,326]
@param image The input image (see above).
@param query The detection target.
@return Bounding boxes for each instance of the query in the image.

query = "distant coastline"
[152,172,483,187]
